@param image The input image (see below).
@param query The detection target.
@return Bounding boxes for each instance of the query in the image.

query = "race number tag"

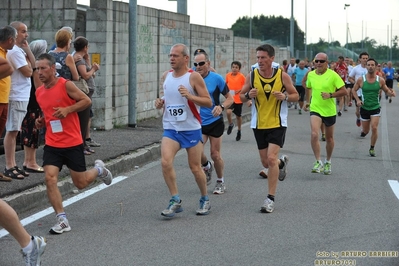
[166,104,187,121]
[50,120,63,133]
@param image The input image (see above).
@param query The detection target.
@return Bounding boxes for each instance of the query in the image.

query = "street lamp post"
[344,4,350,56]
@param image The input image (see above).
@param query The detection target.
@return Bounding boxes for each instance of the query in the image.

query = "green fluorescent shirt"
[306,69,345,117]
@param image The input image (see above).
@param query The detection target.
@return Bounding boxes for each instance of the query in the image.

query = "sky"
[77,0,399,47]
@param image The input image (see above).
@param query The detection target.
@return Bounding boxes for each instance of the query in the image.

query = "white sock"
[22,238,33,254]
[217,177,224,183]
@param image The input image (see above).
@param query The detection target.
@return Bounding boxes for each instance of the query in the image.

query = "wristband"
[245,92,251,100]
[330,93,333,98]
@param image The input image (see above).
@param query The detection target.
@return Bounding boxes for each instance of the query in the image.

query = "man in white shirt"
[4,21,35,179]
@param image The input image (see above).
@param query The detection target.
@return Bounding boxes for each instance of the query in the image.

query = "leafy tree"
[230,15,305,50]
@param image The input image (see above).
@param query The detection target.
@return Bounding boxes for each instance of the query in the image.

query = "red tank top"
[36,78,83,148]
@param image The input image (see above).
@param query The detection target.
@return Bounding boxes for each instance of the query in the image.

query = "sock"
[200,195,209,201]
[217,177,224,183]
[267,194,275,202]
[171,194,180,202]
[86,138,92,141]
[56,212,67,219]
[318,160,323,165]
[94,165,103,176]
[370,145,374,149]
[21,238,33,254]
[325,160,331,164]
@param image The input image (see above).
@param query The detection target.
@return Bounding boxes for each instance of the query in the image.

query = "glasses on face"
[194,61,206,67]
[314,60,326,63]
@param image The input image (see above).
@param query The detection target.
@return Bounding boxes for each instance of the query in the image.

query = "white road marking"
[388,180,399,200]
[0,175,128,238]
[381,101,399,200]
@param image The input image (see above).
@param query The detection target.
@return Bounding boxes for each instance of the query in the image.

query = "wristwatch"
[245,92,251,100]
[330,93,333,98]
[220,104,225,111]
[285,94,288,101]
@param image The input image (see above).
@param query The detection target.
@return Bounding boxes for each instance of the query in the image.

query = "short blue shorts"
[163,129,203,148]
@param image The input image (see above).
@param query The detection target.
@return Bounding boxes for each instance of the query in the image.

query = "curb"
[4,112,251,215]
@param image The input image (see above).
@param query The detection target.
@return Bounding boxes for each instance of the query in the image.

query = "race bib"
[50,120,63,133]
[166,104,187,121]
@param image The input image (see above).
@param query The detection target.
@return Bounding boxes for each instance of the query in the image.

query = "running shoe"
[203,161,213,185]
[236,130,241,141]
[22,236,47,266]
[369,149,376,157]
[311,161,324,173]
[298,109,302,115]
[49,216,71,234]
[259,168,268,179]
[95,159,113,185]
[278,154,289,181]
[196,198,211,215]
[338,111,342,117]
[213,181,226,194]
[86,138,101,147]
[260,197,274,213]
[227,123,234,135]
[323,161,332,175]
[321,134,326,141]
[161,199,183,217]
[356,118,361,127]
[360,132,367,137]
[389,98,392,103]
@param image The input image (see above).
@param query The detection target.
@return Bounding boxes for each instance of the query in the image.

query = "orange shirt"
[0,47,11,103]
[225,72,246,104]
[36,78,83,148]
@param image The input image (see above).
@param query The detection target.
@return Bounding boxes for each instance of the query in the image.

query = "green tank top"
[361,75,380,110]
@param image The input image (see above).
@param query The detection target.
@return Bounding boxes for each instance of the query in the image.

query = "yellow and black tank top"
[250,68,288,129]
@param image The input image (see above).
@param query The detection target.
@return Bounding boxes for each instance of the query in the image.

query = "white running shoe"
[49,216,71,234]
[278,155,289,181]
[260,198,275,213]
[22,236,47,266]
[95,159,113,185]
[213,181,226,194]
[259,168,268,178]
[203,161,213,185]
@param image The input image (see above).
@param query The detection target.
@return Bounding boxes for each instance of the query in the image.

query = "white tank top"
[162,71,201,131]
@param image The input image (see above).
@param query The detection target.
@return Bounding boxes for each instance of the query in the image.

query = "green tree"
[230,15,305,50]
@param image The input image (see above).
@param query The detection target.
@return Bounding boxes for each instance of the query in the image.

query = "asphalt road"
[1,96,399,266]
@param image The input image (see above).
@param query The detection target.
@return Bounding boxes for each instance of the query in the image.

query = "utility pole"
[168,0,187,14]
[290,0,294,57]
[344,4,350,56]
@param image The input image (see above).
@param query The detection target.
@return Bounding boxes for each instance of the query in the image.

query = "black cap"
[194,48,207,56]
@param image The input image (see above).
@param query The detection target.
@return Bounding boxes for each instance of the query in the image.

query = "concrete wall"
[0,0,290,129]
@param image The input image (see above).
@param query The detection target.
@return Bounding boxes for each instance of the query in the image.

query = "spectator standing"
[0,26,16,181]
[20,39,47,173]
[4,21,35,180]
[73,36,100,154]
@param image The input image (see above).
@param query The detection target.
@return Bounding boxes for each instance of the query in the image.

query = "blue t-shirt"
[200,72,229,126]
[383,67,395,80]
[293,67,308,86]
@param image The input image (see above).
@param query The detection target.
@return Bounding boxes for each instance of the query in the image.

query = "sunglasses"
[314,60,326,63]
[194,61,206,67]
